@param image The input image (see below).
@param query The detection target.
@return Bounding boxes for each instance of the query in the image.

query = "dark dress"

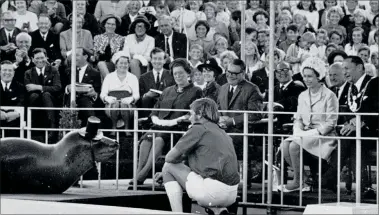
[141,83,202,149]
[202,81,220,103]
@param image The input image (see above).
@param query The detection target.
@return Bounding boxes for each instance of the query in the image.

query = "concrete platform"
[1,198,191,214]
[303,202,378,214]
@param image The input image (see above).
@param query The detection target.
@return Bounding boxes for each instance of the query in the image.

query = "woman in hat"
[130,58,202,187]
[277,57,338,192]
[122,15,155,79]
[197,58,221,103]
[59,13,93,62]
[94,14,124,80]
[100,52,140,137]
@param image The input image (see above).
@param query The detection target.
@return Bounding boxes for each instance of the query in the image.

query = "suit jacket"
[154,31,187,59]
[250,67,279,100]
[24,65,61,95]
[274,80,306,124]
[14,60,34,85]
[0,27,21,61]
[139,69,175,96]
[59,29,93,58]
[30,30,61,62]
[118,13,133,36]
[217,80,263,129]
[0,80,25,106]
[361,77,378,136]
[64,64,101,94]
[330,82,350,125]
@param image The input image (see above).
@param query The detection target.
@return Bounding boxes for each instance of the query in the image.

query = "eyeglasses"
[3,19,16,22]
[275,68,290,75]
[227,70,242,76]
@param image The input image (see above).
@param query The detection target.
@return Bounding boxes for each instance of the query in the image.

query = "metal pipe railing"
[3,106,377,210]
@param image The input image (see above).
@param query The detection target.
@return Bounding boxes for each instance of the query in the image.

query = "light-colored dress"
[283,85,339,161]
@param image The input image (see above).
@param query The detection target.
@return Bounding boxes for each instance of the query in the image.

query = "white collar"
[194,82,207,90]
[1,80,10,90]
[40,31,48,37]
[129,13,138,20]
[79,64,88,71]
[280,80,292,89]
[354,73,366,90]
[229,85,237,91]
[36,67,45,75]
[4,29,14,35]
[153,68,163,75]
[339,81,347,90]
[165,32,173,39]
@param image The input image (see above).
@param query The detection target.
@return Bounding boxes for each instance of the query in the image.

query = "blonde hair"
[326,6,344,21]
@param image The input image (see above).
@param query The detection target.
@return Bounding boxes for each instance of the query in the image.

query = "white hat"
[300,57,327,81]
[111,51,131,65]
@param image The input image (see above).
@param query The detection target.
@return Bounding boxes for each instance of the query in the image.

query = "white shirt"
[354,73,366,91]
[36,67,45,76]
[129,13,138,23]
[4,29,14,43]
[122,34,155,62]
[280,80,292,90]
[153,68,163,83]
[229,85,237,92]
[338,81,347,99]
[13,11,38,32]
[1,80,10,91]
[78,64,88,83]
[164,32,174,58]
[194,82,207,90]
[40,31,48,41]
[100,71,140,103]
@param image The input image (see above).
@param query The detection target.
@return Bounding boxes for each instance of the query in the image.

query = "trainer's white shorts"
[185,172,238,208]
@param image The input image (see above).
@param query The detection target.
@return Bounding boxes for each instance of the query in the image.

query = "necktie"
[228,86,234,103]
[8,33,12,43]
[155,71,161,89]
[39,72,44,85]
[42,34,46,41]
[76,67,81,83]
[4,83,10,100]
[351,84,358,96]
[165,37,170,57]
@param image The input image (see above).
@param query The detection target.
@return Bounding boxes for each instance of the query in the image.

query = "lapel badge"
[206,60,210,64]
[48,80,51,83]
[85,74,88,76]
[9,89,12,92]
[44,75,47,78]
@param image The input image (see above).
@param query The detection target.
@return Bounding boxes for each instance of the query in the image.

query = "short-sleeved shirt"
[175,121,240,186]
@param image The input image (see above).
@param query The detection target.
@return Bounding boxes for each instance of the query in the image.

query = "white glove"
[151,116,161,125]
[121,97,134,105]
[105,96,117,104]
[6,111,20,122]
[159,119,177,127]
[133,54,148,66]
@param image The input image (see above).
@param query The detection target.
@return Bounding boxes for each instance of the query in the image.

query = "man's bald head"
[329,62,346,87]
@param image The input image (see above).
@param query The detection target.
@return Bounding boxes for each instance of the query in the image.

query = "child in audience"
[328,30,345,49]
[345,27,366,55]
[189,0,206,21]
[278,24,298,53]
[188,44,204,69]
[192,68,206,90]
[276,10,293,45]
[312,29,328,59]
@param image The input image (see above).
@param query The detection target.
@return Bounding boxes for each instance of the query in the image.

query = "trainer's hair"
[190,98,220,124]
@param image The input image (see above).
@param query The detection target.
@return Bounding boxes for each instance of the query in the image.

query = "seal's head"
[78,116,119,162]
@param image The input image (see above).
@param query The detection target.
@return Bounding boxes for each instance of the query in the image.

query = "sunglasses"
[227,70,242,76]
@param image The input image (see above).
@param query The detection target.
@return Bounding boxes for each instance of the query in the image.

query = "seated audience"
[0,60,24,137]
[197,58,221,103]
[160,98,239,214]
[94,0,129,23]
[100,53,140,136]
[24,48,62,134]
[217,50,238,86]
[64,47,101,127]
[94,14,124,80]
[122,15,155,78]
[189,20,214,57]
[13,0,38,32]
[0,11,21,61]
[59,14,93,63]
[131,59,202,186]
[13,32,33,84]
[139,48,175,118]
[278,57,338,192]
[29,0,67,34]
[118,0,142,36]
[30,15,62,66]
[187,44,203,70]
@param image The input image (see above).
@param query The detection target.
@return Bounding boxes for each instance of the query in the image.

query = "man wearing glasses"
[0,11,21,61]
[217,59,263,186]
[274,61,305,127]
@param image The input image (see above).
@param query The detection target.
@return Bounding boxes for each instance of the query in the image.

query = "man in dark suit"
[0,11,21,62]
[24,48,61,131]
[0,60,24,137]
[154,15,187,61]
[329,62,350,124]
[217,59,263,184]
[12,32,34,84]
[338,56,376,197]
[30,15,62,65]
[274,61,306,127]
[250,49,280,100]
[139,48,175,118]
[64,47,101,126]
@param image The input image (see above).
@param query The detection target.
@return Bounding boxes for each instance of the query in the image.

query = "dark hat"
[327,50,348,65]
[129,15,151,32]
[197,58,223,76]
[100,14,121,27]
[79,116,103,140]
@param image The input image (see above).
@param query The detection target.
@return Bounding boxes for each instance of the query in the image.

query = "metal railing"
[1,106,378,211]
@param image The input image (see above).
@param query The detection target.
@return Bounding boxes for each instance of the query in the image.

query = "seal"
[0,117,119,194]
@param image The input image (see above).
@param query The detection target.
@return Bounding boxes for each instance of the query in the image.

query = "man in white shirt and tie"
[139,48,175,117]
[24,48,61,138]
[64,47,101,126]
[0,11,21,61]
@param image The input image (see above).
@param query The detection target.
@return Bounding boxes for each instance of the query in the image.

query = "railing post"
[19,107,24,138]
[133,109,139,191]
[355,115,362,204]
[27,107,32,139]
[242,112,248,206]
